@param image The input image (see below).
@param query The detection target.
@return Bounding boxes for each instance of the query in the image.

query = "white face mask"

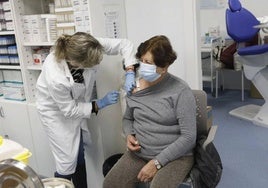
[138,62,161,82]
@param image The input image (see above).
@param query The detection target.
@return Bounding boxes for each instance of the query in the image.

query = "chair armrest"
[202,125,218,150]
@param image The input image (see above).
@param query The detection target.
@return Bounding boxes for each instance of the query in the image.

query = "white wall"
[89,0,127,157]
[85,0,127,187]
[125,0,202,89]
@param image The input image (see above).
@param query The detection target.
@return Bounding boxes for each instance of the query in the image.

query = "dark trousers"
[55,132,87,188]
[103,151,194,188]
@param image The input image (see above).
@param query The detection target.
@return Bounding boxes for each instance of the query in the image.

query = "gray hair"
[54,32,104,67]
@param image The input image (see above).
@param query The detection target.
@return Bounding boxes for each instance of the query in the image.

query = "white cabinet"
[0,0,56,176]
[0,99,38,170]
[0,99,56,178]
[0,98,56,177]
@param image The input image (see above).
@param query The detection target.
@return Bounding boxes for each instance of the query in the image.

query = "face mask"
[138,62,161,82]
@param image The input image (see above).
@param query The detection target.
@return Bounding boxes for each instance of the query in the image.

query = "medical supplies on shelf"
[23,14,57,43]
[32,47,50,65]
[0,35,15,45]
[0,0,14,31]
[54,0,91,36]
[0,35,18,66]
[2,82,25,101]
[0,70,25,101]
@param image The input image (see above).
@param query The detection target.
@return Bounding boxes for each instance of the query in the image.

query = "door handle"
[0,106,4,117]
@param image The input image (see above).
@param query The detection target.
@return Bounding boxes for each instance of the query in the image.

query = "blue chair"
[226,0,268,128]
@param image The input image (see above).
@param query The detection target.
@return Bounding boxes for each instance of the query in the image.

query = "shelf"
[23,42,55,46]
[0,31,15,35]
[40,14,56,19]
[56,22,75,28]
[55,7,73,13]
[27,64,42,70]
[0,54,18,56]
[0,96,26,104]
[0,65,21,70]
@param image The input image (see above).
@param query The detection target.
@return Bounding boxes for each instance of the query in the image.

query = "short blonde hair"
[54,32,104,68]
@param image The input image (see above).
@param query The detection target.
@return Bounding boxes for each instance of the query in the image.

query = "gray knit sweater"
[123,73,197,166]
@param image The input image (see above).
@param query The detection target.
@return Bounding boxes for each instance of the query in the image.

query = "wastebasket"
[0,136,32,165]
[102,153,123,177]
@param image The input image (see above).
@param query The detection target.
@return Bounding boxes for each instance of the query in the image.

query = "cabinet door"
[0,101,38,170]
[27,104,56,177]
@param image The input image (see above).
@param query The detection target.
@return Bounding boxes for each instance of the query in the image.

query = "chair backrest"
[178,90,222,188]
[192,90,208,138]
[226,0,260,43]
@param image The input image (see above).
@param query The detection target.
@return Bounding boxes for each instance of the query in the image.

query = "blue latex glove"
[96,90,119,109]
[124,71,135,95]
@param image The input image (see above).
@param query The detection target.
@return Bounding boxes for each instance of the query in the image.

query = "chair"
[177,90,220,188]
[226,0,268,128]
[215,38,245,101]
[202,37,245,100]
[137,90,220,188]
[201,36,222,98]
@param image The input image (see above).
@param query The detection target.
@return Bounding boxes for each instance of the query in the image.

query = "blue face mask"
[138,62,161,82]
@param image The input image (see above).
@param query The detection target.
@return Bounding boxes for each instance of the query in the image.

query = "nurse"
[36,32,137,188]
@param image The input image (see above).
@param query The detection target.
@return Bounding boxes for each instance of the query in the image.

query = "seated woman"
[103,35,197,188]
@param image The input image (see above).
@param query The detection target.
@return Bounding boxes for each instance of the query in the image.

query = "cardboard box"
[32,48,50,65]
[2,70,23,83]
[32,28,48,42]
[207,106,213,131]
[4,11,12,21]
[2,1,11,11]
[23,14,57,42]
[6,21,14,31]
[33,53,48,64]
[2,82,26,101]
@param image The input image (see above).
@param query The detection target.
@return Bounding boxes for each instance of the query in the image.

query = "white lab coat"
[36,38,136,175]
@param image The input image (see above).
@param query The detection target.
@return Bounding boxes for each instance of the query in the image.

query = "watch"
[154,159,162,170]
